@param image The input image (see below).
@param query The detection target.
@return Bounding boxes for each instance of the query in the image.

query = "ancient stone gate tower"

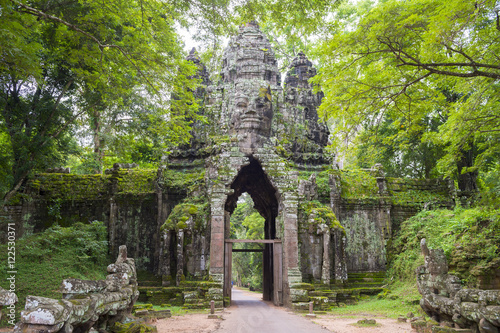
[159,22,346,306]
[10,21,454,311]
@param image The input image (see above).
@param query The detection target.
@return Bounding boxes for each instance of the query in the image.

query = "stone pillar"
[176,230,184,286]
[159,231,171,286]
[109,198,118,256]
[209,183,226,283]
[379,204,392,239]
[155,170,169,273]
[321,228,331,284]
[333,229,348,281]
[329,174,341,218]
[282,190,301,306]
[209,214,224,278]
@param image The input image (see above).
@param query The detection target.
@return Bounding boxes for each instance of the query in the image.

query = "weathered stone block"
[21,296,71,326]
[290,283,314,291]
[290,289,309,302]
[60,279,106,298]
[291,302,310,311]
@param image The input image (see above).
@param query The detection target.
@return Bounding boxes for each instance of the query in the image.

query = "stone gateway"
[4,22,456,312]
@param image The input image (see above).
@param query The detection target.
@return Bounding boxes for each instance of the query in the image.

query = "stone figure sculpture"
[230,82,273,137]
[14,245,139,333]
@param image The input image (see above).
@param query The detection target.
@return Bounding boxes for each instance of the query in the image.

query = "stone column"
[208,184,227,283]
[329,174,341,218]
[321,227,331,284]
[176,230,184,286]
[333,229,348,281]
[282,190,301,306]
[159,231,171,286]
[109,198,117,256]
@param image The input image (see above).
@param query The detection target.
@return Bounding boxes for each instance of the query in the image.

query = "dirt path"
[155,288,415,333]
[155,312,221,333]
[213,288,330,333]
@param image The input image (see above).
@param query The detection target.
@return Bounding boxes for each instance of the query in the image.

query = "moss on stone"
[161,196,209,232]
[110,321,157,333]
[115,169,157,194]
[298,200,343,230]
[339,169,379,199]
[28,173,108,200]
[291,283,314,290]
[390,189,450,207]
[160,168,206,195]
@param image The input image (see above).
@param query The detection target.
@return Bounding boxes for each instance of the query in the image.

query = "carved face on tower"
[219,22,279,141]
[230,82,273,137]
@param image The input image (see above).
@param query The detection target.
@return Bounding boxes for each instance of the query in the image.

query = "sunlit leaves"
[311,0,500,181]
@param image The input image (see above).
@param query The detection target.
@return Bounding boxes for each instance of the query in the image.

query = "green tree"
[312,0,500,190]
[230,194,265,289]
[353,114,446,178]
[0,0,201,201]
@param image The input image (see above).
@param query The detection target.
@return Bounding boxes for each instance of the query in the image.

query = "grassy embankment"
[328,207,500,318]
[0,222,109,326]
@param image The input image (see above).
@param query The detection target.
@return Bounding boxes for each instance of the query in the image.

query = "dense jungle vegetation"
[1,0,499,200]
[1,0,499,321]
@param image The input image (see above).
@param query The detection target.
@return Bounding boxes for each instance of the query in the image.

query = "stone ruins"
[415,239,500,333]
[14,246,139,333]
[3,21,458,313]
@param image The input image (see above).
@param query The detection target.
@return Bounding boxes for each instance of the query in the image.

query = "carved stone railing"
[14,245,139,333]
[0,286,18,324]
[416,239,500,332]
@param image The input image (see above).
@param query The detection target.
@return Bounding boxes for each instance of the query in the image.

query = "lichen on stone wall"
[298,200,343,231]
[29,173,108,200]
[161,196,209,232]
[343,214,386,272]
[387,178,452,208]
[114,169,157,194]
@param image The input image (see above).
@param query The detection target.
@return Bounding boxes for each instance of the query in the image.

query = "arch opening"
[224,158,280,302]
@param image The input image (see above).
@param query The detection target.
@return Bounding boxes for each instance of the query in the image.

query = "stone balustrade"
[14,245,139,333]
[417,239,500,333]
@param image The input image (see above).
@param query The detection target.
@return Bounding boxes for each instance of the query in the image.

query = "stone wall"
[2,166,455,278]
[416,239,500,333]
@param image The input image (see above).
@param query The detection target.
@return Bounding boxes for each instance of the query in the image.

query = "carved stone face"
[230,84,273,137]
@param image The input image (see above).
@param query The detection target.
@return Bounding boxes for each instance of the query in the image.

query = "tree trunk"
[456,144,478,193]
[3,169,29,204]
[92,109,104,174]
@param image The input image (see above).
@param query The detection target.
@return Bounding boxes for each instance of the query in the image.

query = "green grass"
[327,282,423,319]
[0,222,109,326]
[134,303,208,316]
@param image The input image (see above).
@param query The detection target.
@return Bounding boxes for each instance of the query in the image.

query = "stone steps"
[346,272,386,290]
[139,280,163,287]
[292,272,387,311]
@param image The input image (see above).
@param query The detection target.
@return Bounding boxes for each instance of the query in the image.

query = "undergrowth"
[0,222,109,326]
[328,282,423,318]
[387,207,500,287]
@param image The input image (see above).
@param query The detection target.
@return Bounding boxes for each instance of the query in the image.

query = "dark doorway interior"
[224,158,279,303]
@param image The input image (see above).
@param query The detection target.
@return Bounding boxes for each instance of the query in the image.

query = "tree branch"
[377,37,500,79]
[13,0,160,94]
[39,79,74,139]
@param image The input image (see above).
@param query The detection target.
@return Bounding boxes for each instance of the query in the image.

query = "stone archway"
[223,158,282,305]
